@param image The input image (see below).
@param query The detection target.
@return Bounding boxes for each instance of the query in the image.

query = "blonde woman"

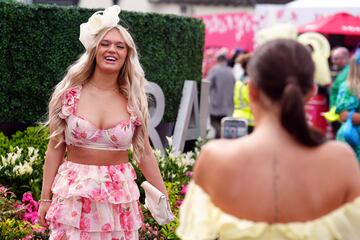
[37,6,167,239]
[336,46,360,161]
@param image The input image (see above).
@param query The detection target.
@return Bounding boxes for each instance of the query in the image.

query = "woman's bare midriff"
[66,145,129,165]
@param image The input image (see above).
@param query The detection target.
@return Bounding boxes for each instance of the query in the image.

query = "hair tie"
[79,5,121,50]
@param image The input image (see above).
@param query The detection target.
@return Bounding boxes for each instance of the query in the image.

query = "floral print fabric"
[335,82,360,161]
[46,161,143,240]
[59,86,142,151]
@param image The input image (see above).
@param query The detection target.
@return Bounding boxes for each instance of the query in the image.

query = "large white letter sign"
[172,80,201,154]
[199,80,210,138]
[145,82,165,155]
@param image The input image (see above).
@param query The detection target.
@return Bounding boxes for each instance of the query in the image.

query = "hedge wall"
[0,2,204,124]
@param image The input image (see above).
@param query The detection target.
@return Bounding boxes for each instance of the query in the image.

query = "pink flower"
[132,117,142,126]
[93,212,100,223]
[101,223,112,232]
[180,185,188,195]
[81,198,92,214]
[185,171,193,177]
[63,88,79,106]
[72,126,87,140]
[119,120,130,129]
[80,216,90,231]
[90,132,102,142]
[67,170,77,185]
[21,192,39,224]
[176,200,183,207]
[119,164,126,173]
[80,231,91,240]
[60,87,80,118]
[52,230,66,240]
[120,207,134,231]
[110,135,118,142]
[45,203,61,223]
[106,166,121,182]
[91,188,106,201]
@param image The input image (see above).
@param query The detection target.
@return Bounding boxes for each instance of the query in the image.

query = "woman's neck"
[252,111,299,146]
[90,67,119,90]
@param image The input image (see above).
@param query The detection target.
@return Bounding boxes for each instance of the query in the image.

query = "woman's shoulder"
[58,85,82,119]
[318,140,356,161]
[193,138,252,188]
[198,138,252,164]
[317,141,360,188]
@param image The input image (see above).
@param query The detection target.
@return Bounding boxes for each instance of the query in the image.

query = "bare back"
[194,129,360,223]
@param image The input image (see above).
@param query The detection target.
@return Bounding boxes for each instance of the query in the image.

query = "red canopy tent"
[298,12,360,36]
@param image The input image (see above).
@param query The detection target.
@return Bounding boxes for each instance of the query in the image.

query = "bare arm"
[138,134,168,196]
[41,140,66,199]
[38,139,66,226]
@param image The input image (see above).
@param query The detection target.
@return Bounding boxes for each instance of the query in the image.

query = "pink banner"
[196,12,255,52]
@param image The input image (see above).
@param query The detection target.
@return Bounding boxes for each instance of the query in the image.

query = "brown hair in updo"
[247,39,325,147]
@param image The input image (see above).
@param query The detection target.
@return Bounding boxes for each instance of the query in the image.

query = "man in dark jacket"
[207,51,236,138]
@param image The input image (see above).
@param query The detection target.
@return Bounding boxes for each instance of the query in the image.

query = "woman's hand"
[37,202,51,227]
[339,111,360,125]
[339,111,349,123]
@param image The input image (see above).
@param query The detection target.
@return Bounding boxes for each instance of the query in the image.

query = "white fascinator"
[79,5,121,50]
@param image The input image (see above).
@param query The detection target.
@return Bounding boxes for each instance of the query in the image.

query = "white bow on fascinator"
[79,5,121,50]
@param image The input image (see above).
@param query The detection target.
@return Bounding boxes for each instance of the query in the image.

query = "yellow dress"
[177,181,360,240]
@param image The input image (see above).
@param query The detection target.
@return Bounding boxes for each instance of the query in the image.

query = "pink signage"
[196,12,255,52]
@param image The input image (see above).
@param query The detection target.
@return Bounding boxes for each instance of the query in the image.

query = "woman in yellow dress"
[177,39,360,240]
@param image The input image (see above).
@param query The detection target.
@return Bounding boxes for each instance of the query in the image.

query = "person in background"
[37,6,167,239]
[335,46,360,162]
[208,50,236,138]
[328,47,350,134]
[227,48,243,68]
[177,39,360,240]
[232,53,254,133]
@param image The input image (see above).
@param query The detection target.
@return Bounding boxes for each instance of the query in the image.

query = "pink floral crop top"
[59,86,142,151]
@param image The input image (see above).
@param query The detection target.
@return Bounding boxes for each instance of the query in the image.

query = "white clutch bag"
[140,181,175,225]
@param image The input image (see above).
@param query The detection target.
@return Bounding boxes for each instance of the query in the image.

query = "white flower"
[153,149,162,158]
[166,136,173,147]
[13,162,33,176]
[79,5,121,50]
[183,152,195,166]
[28,147,34,156]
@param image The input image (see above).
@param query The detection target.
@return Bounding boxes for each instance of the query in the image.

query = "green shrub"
[0,126,49,199]
[0,218,32,240]
[0,2,204,125]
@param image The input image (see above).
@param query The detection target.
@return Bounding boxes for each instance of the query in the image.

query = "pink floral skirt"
[45,161,143,240]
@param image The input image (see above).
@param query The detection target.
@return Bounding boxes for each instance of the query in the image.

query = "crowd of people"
[207,40,360,163]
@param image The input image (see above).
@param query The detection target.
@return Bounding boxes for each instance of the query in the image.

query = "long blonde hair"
[48,26,149,163]
[347,55,360,98]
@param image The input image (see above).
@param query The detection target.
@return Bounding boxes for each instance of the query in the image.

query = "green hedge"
[0,2,204,124]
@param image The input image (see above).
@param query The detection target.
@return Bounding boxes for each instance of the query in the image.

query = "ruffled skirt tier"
[45,161,143,240]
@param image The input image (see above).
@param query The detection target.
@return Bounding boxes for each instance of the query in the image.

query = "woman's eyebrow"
[101,39,125,44]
